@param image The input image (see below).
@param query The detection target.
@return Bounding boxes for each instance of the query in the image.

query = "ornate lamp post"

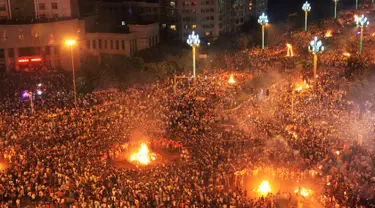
[355,14,369,55]
[187,31,200,79]
[302,1,311,32]
[333,0,339,19]
[308,37,324,91]
[258,13,268,49]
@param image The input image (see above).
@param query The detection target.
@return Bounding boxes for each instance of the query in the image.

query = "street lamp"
[302,1,311,32]
[187,31,200,79]
[258,13,269,49]
[308,37,324,91]
[65,39,77,108]
[333,0,339,19]
[355,14,369,55]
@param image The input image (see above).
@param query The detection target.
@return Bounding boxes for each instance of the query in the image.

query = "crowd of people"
[1,3,375,208]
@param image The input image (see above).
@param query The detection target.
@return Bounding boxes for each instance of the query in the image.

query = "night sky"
[268,0,356,22]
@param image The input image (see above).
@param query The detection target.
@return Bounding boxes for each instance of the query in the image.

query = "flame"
[257,181,271,195]
[228,74,236,84]
[286,43,294,57]
[343,52,351,57]
[325,30,332,38]
[294,187,312,197]
[335,151,340,155]
[130,143,156,165]
[295,80,309,92]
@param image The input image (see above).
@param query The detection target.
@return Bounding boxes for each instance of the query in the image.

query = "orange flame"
[286,43,294,57]
[294,187,312,197]
[325,30,333,38]
[130,143,156,165]
[257,181,271,195]
[343,52,351,57]
[228,74,236,84]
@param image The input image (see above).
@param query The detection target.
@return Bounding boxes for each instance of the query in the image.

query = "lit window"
[39,3,46,10]
[162,24,166,28]
[170,25,176,30]
[192,24,196,29]
[51,3,58,10]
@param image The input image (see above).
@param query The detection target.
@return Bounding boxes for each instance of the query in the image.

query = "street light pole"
[333,0,339,19]
[308,37,324,92]
[302,2,311,32]
[258,13,269,50]
[187,31,200,79]
[70,46,77,108]
[65,40,77,108]
[355,14,369,55]
[356,0,358,10]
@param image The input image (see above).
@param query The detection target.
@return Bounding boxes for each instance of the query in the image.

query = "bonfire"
[286,43,294,57]
[325,30,333,38]
[294,187,313,197]
[256,181,271,196]
[130,143,156,165]
[228,74,236,84]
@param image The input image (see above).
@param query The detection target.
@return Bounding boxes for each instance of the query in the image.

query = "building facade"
[0,1,160,72]
[111,0,267,41]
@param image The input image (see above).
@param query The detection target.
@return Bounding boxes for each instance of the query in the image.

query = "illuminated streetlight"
[355,14,369,55]
[258,13,269,49]
[65,39,77,108]
[333,0,339,19]
[308,37,324,91]
[187,31,200,79]
[302,1,311,32]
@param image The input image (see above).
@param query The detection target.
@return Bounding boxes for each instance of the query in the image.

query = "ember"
[130,143,156,165]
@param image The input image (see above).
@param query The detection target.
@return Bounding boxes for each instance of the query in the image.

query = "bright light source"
[18,59,29,63]
[22,91,30,98]
[31,58,41,62]
[65,40,76,46]
[37,83,42,87]
[37,90,43,95]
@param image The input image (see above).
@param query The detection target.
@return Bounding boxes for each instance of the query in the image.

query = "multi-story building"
[109,0,267,41]
[0,0,160,72]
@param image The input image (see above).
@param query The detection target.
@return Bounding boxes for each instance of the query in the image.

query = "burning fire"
[343,52,351,57]
[325,30,333,38]
[294,187,312,197]
[130,143,156,165]
[228,74,236,84]
[295,80,309,92]
[286,43,294,57]
[257,181,271,195]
